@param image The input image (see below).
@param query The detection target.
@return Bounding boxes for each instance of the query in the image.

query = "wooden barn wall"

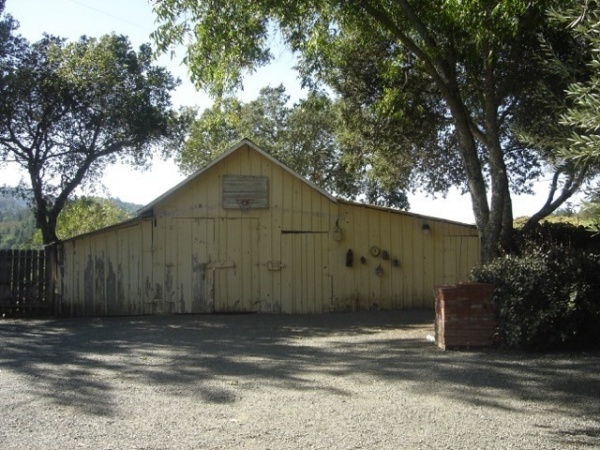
[150,144,337,314]
[57,144,480,316]
[58,220,152,316]
[333,203,480,310]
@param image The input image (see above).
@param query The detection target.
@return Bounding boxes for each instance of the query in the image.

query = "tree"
[30,197,132,245]
[181,85,408,207]
[0,0,18,60]
[557,1,600,231]
[152,0,592,263]
[0,32,183,246]
[555,1,600,165]
[54,197,131,240]
[512,1,600,232]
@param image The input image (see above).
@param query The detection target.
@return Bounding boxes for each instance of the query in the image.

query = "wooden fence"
[0,249,50,317]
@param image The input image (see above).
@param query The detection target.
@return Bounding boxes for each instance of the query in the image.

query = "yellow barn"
[57,140,480,316]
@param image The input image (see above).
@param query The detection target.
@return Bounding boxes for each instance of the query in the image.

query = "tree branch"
[394,0,439,50]
[358,1,448,89]
[524,164,589,231]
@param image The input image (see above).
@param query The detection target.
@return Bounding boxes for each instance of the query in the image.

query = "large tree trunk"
[40,221,59,246]
[500,192,515,253]
[362,1,506,264]
[31,189,59,314]
[441,82,502,265]
[35,202,59,246]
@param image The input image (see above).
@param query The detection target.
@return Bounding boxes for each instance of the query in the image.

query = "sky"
[1,0,571,224]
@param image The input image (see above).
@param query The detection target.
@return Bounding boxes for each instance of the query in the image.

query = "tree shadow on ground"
[1,309,599,447]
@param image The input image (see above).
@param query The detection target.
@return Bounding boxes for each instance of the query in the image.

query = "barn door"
[212,217,260,312]
[166,218,215,313]
[442,236,480,285]
[280,232,330,314]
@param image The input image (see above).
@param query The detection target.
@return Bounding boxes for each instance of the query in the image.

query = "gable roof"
[137,139,337,216]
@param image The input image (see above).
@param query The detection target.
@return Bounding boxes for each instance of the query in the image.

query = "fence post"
[0,249,12,308]
[45,243,58,316]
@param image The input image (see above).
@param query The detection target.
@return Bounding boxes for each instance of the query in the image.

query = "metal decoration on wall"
[370,245,380,257]
[381,250,390,261]
[360,256,367,264]
[331,219,343,241]
[346,249,354,267]
[392,258,400,268]
[375,264,384,277]
[331,226,343,241]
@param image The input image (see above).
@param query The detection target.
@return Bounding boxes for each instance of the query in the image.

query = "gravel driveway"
[1,310,599,449]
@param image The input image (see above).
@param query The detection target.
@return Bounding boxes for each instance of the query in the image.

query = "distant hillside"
[108,198,142,216]
[0,188,37,249]
[0,189,143,249]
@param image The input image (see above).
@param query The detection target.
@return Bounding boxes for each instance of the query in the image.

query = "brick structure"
[434,282,495,350]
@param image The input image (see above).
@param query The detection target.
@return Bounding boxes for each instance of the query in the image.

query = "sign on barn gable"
[222,175,269,209]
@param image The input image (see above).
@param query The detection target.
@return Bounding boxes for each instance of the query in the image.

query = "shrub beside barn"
[57,140,480,316]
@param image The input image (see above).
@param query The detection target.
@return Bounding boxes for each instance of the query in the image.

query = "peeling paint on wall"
[165,264,174,308]
[117,263,125,313]
[192,254,207,313]
[145,276,153,301]
[95,253,105,315]
[106,259,116,314]
[84,254,94,315]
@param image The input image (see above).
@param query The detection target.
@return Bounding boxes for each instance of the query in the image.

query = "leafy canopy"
[554,1,600,164]
[0,30,184,244]
[31,197,133,244]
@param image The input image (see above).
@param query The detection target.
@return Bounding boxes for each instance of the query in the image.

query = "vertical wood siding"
[58,143,480,316]
[333,203,479,311]
[59,220,151,316]
[0,249,47,316]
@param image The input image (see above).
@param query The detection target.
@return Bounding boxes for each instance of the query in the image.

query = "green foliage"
[548,1,600,165]
[56,197,131,240]
[30,197,133,245]
[511,2,600,233]
[0,29,184,245]
[517,220,594,250]
[0,187,141,248]
[514,214,595,232]
[578,190,600,227]
[471,243,600,350]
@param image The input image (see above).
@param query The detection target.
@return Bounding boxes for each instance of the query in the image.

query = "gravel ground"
[0,310,599,450]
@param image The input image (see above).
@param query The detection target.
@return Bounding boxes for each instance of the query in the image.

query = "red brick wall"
[434,283,495,350]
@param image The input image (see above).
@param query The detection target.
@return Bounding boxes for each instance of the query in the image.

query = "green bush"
[517,221,594,250]
[470,245,600,350]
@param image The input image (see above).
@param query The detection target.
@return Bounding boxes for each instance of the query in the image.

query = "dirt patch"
[1,310,599,449]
